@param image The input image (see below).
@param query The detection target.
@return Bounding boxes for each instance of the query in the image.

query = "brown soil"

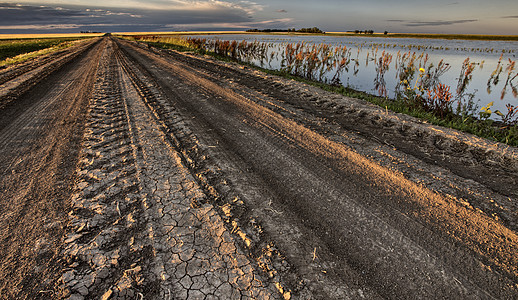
[0,38,104,299]
[0,36,516,299]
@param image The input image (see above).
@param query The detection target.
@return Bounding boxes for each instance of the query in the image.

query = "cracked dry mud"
[62,41,279,299]
[0,36,517,299]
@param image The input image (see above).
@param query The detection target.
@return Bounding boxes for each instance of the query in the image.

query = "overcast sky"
[1,0,517,34]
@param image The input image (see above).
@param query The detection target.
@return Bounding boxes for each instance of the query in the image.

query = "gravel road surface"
[0,36,517,299]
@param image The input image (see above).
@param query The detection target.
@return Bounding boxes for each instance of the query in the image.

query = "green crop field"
[0,38,79,61]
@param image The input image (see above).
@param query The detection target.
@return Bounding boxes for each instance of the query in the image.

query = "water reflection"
[186,34,517,118]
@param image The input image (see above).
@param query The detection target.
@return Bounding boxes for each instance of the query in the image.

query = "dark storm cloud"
[0,3,144,27]
[0,3,84,23]
[388,19,478,27]
[502,15,518,18]
[0,2,263,33]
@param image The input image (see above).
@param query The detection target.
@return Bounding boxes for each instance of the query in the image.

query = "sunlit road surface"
[0,36,517,299]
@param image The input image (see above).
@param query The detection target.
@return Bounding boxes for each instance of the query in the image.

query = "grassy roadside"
[248,67,518,147]
[0,38,90,67]
[119,36,518,147]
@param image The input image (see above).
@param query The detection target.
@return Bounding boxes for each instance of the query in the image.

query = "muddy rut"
[0,36,517,299]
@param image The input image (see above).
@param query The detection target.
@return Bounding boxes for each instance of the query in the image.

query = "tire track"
[115,39,380,299]
[62,40,149,299]
[117,42,303,299]
[63,38,283,299]
[114,38,518,298]
[0,37,105,300]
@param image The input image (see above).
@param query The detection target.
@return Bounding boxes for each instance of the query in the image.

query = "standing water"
[187,34,517,118]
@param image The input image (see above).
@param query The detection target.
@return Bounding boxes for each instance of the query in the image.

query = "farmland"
[0,34,104,67]
[0,34,517,299]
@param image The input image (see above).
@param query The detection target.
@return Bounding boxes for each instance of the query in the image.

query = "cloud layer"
[1,1,517,34]
[388,19,478,27]
[0,2,290,33]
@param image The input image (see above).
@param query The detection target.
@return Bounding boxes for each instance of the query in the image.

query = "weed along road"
[0,36,517,299]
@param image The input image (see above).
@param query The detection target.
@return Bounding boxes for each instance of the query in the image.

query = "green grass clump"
[300,81,518,146]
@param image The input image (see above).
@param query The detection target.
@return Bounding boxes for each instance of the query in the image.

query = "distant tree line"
[350,30,389,35]
[354,30,374,34]
[246,29,290,33]
[246,27,325,34]
[298,27,325,33]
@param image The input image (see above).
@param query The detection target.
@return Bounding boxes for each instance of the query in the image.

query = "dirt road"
[0,36,517,299]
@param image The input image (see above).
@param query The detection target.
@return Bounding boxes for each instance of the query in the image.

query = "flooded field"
[188,34,517,116]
